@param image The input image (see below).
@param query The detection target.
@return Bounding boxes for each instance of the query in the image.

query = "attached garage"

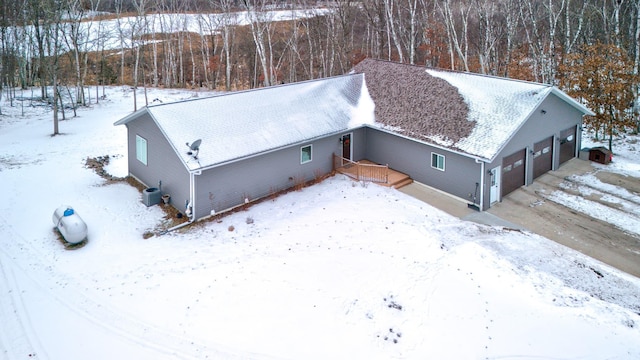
[502,149,526,197]
[559,126,577,165]
[533,137,553,179]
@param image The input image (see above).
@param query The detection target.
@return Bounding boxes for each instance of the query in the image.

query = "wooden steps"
[391,177,413,189]
[384,165,412,188]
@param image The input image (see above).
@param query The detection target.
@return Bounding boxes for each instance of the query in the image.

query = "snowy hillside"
[1,87,639,359]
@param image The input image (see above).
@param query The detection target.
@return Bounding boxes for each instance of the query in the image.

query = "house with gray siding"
[115,59,593,221]
[114,74,376,220]
[351,59,593,211]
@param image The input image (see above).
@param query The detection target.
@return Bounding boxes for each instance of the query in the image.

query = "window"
[300,144,312,164]
[514,159,524,168]
[560,135,574,145]
[431,152,445,171]
[136,135,148,165]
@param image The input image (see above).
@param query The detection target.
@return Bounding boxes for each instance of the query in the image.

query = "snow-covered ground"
[541,133,640,238]
[1,87,639,359]
[582,133,640,178]
[16,9,331,56]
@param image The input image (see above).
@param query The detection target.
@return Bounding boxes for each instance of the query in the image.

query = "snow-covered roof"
[115,74,375,170]
[353,59,593,161]
[425,69,552,160]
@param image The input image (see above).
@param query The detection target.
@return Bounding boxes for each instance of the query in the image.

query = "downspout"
[163,170,199,233]
[525,146,531,186]
[575,124,581,158]
[476,159,485,211]
[480,161,485,211]
[552,135,558,170]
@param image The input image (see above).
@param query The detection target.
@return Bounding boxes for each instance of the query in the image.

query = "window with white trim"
[136,135,148,165]
[300,144,312,164]
[431,152,445,171]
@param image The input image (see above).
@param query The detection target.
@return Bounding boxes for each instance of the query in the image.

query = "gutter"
[368,125,489,163]
[190,128,357,173]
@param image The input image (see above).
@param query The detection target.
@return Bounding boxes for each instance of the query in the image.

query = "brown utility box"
[589,147,613,164]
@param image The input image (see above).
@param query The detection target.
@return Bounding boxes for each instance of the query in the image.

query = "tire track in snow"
[560,177,640,216]
[0,215,273,360]
[543,190,640,237]
[0,252,43,360]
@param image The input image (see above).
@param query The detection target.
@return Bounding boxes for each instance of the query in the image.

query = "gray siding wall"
[482,93,584,209]
[351,127,368,161]
[364,128,482,203]
[124,93,583,217]
[126,113,191,212]
[194,132,351,219]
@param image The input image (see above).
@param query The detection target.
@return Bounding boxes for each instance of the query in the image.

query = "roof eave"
[145,110,193,171]
[114,106,193,171]
[113,107,150,126]
[486,87,593,163]
[551,87,596,116]
[484,87,554,163]
[364,124,489,162]
[192,127,358,172]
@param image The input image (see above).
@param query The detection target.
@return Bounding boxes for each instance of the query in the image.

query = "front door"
[342,134,352,160]
[489,166,500,204]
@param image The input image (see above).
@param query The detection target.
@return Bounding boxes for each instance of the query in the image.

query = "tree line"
[1,0,638,145]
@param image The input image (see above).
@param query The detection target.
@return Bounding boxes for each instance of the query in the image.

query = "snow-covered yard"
[532,133,640,239]
[1,87,639,359]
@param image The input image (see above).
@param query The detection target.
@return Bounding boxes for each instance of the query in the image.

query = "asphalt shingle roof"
[117,60,592,168]
[353,59,557,160]
[117,74,375,170]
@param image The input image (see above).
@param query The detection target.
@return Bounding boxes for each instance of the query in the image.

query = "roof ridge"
[139,73,371,170]
[358,58,551,88]
[427,67,551,88]
[147,73,363,108]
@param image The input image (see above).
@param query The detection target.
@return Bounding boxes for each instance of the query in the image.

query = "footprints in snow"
[374,294,404,345]
[459,268,494,357]
[379,327,402,344]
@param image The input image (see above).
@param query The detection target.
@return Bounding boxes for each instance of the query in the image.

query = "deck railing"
[333,154,389,184]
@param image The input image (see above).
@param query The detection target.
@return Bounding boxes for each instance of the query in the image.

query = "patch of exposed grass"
[52,228,88,250]
[84,155,126,183]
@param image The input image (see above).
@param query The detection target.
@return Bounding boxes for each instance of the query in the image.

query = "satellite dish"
[186,139,202,159]
[189,139,202,151]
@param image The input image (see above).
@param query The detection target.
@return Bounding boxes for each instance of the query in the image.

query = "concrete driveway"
[399,158,640,278]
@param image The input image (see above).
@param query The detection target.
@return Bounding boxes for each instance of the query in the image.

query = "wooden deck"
[334,156,413,188]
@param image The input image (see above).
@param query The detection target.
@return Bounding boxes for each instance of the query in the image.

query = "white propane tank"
[52,206,88,244]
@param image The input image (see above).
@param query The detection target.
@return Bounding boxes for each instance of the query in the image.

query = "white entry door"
[489,166,500,204]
